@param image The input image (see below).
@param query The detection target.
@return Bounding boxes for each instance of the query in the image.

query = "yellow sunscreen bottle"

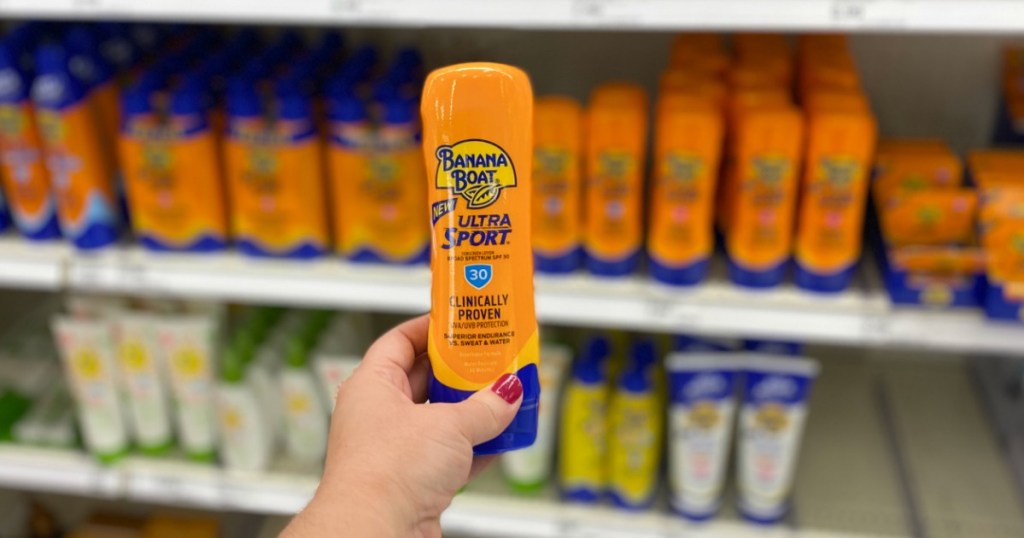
[421,63,539,454]
[585,82,648,277]
[533,95,584,273]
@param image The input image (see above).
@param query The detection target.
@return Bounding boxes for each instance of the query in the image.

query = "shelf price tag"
[646,298,700,330]
[570,0,640,24]
[830,0,910,27]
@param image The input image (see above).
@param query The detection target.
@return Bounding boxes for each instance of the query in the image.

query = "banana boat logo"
[435,139,516,210]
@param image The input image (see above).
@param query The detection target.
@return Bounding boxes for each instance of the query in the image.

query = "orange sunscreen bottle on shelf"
[585,83,648,277]
[649,93,724,286]
[726,106,803,288]
[794,105,876,293]
[421,63,540,454]
[533,95,584,273]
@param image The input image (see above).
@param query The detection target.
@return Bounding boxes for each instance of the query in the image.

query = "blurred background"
[0,4,1021,537]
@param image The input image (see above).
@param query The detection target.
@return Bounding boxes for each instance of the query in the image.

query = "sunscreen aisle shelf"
[4,237,1024,356]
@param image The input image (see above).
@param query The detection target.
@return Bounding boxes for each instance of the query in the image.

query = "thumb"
[447,373,523,446]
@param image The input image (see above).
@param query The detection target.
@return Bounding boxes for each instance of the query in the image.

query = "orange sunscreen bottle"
[726,106,803,288]
[585,83,648,276]
[0,38,60,240]
[533,95,583,273]
[421,63,540,454]
[794,105,876,293]
[649,93,724,286]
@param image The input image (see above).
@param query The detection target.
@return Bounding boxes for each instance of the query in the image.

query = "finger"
[408,352,431,404]
[443,373,523,446]
[362,314,429,376]
[469,455,497,481]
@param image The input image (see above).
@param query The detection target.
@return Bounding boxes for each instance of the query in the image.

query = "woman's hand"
[282,314,523,538]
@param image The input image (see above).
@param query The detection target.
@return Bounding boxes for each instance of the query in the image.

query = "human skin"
[281,314,523,538]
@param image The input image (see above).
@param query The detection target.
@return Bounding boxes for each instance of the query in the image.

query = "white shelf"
[0,446,885,538]
[3,237,1024,356]
[0,0,1023,33]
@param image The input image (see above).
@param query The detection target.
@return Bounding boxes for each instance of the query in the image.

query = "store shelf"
[0,0,1023,32]
[3,238,1024,355]
[0,447,885,538]
[0,238,67,291]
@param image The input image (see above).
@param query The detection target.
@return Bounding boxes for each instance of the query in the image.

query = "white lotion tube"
[157,314,219,462]
[51,316,129,462]
[666,352,741,521]
[737,355,820,524]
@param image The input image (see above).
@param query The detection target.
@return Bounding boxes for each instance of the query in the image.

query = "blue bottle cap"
[34,43,68,75]
[574,335,610,383]
[65,26,115,88]
[620,339,657,392]
[226,73,261,117]
[380,96,415,125]
[171,75,210,116]
[96,23,137,71]
[394,47,423,71]
[120,80,153,118]
[0,49,28,105]
[372,78,400,102]
[274,75,312,120]
[327,91,367,123]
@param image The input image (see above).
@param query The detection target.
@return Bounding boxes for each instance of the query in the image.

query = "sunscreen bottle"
[560,335,610,502]
[607,340,663,510]
[726,106,803,288]
[32,43,120,250]
[795,104,876,292]
[0,39,60,240]
[532,95,584,273]
[421,63,539,454]
[216,345,272,472]
[649,93,724,286]
[225,73,329,258]
[584,83,648,276]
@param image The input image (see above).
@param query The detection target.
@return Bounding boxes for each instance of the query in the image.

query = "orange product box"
[879,189,977,247]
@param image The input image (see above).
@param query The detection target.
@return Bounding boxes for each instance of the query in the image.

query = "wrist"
[308,466,417,535]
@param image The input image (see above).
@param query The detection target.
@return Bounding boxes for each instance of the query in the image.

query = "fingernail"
[490,373,522,404]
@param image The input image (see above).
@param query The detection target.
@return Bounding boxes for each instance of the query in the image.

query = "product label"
[329,123,428,261]
[36,101,119,241]
[608,390,661,506]
[585,150,642,261]
[560,383,607,491]
[121,114,228,249]
[649,150,716,267]
[879,190,977,247]
[729,153,798,269]
[0,101,58,236]
[427,138,538,390]
[532,146,580,256]
[227,117,328,255]
[795,155,866,272]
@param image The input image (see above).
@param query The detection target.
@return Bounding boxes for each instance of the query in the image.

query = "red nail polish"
[491,373,522,404]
